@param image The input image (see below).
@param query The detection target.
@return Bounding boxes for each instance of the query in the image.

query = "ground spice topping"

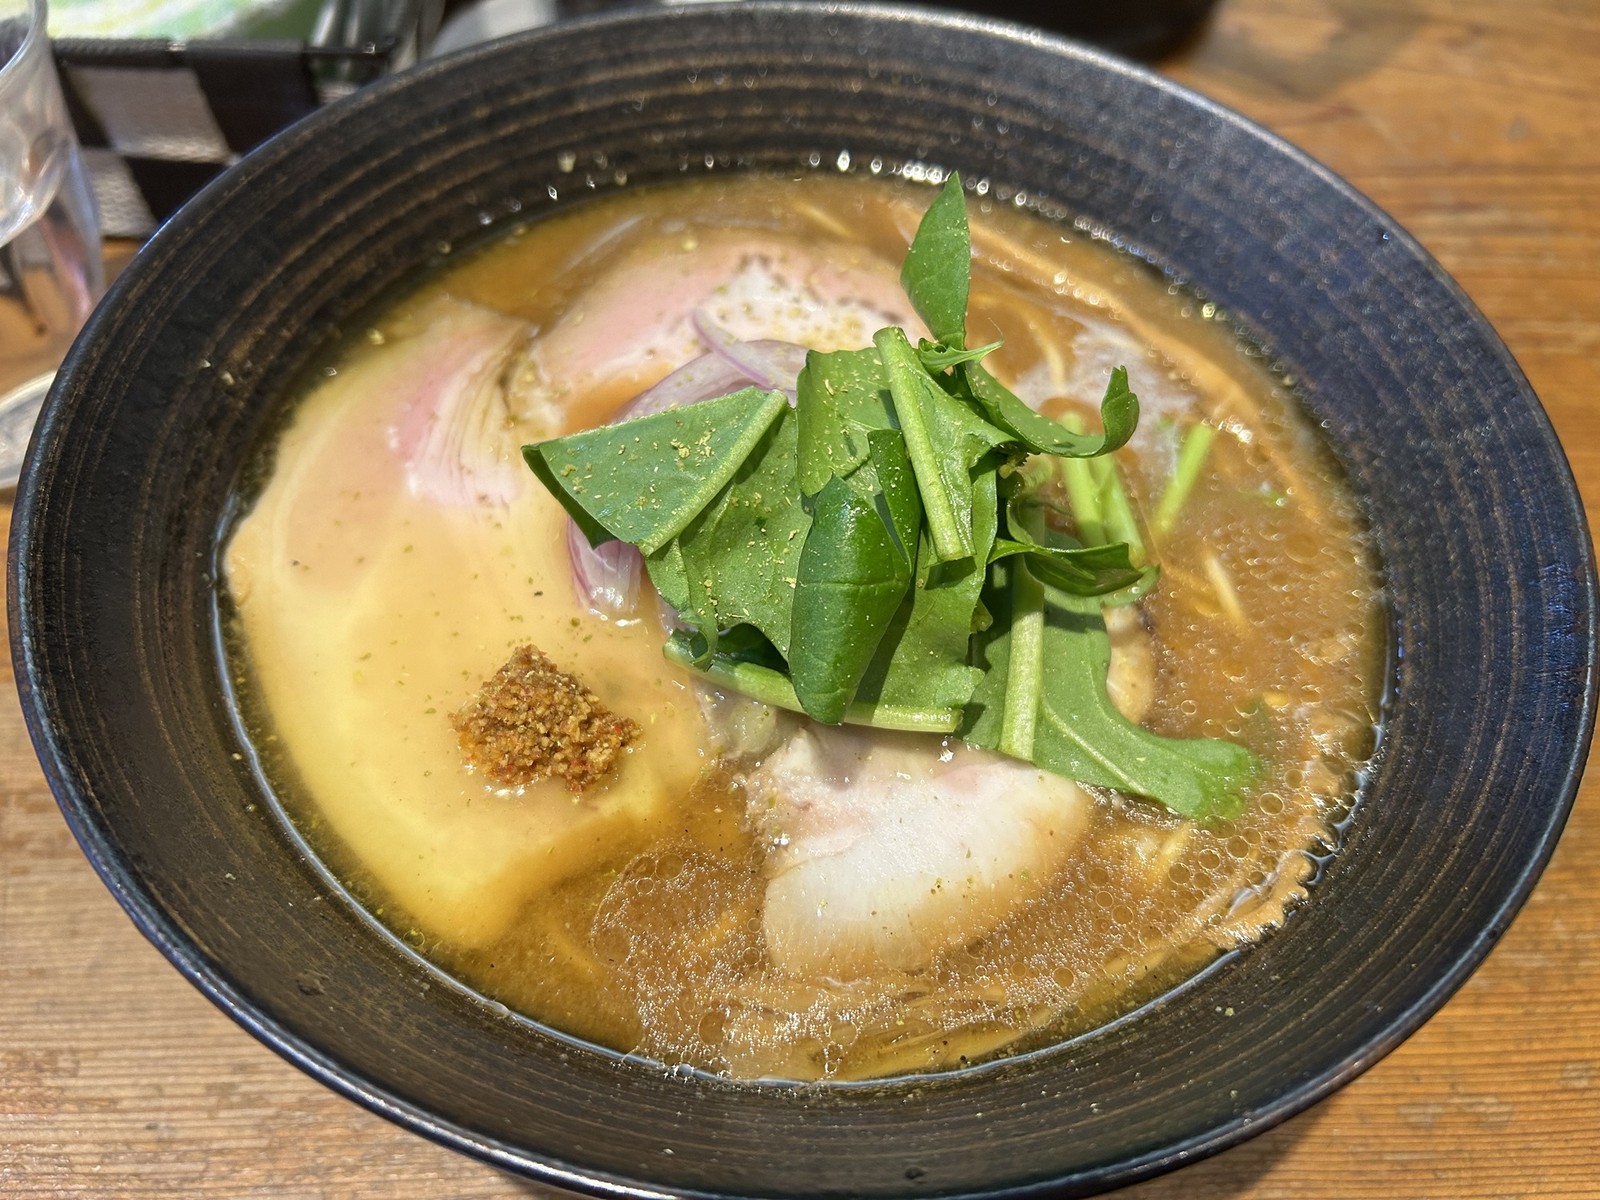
[451,644,640,792]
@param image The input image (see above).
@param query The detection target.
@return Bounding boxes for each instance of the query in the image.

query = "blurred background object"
[942,0,1218,59]
[1,0,104,489]
[49,0,443,236]
[46,0,1218,237]
[435,0,1219,61]
[51,0,324,38]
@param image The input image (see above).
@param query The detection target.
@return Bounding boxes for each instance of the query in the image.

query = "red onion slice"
[566,333,809,618]
[567,520,644,618]
[616,353,764,421]
[693,311,810,396]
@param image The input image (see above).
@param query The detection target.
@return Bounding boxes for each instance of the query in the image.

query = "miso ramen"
[223,174,1384,1081]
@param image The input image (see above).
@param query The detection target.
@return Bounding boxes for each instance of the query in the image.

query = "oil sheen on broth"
[223,174,1383,1082]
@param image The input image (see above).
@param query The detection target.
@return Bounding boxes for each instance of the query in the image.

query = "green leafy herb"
[664,632,961,732]
[664,406,810,661]
[790,464,916,723]
[915,339,1003,373]
[902,177,1138,461]
[965,561,1254,821]
[526,385,787,554]
[900,174,972,345]
[988,538,1148,596]
[794,347,896,497]
[961,360,1138,459]
[524,173,1259,819]
[875,326,1010,564]
[854,468,997,713]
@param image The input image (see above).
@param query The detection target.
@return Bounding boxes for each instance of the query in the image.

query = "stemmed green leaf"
[663,631,962,732]
[988,538,1151,596]
[794,347,896,496]
[915,339,1003,373]
[962,361,1139,458]
[900,176,1138,460]
[664,406,810,661]
[965,562,1257,820]
[874,326,1010,563]
[854,467,998,714]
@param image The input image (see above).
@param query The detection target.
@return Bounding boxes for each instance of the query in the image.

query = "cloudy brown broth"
[223,174,1384,1081]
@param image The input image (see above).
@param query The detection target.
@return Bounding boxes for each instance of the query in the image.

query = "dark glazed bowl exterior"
[10,3,1595,1196]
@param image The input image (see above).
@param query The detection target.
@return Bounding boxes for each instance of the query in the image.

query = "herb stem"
[1152,421,1217,538]
[998,561,1045,760]
[1092,455,1147,566]
[874,327,971,563]
[1059,454,1105,546]
[663,636,960,733]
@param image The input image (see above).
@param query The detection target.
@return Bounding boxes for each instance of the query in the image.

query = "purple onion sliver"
[616,353,757,421]
[744,340,811,400]
[568,351,754,613]
[568,331,809,616]
[692,311,808,393]
[567,518,643,616]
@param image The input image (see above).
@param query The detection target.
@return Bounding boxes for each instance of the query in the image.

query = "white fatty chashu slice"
[746,726,1091,979]
[523,227,924,404]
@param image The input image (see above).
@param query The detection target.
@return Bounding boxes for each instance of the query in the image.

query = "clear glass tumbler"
[0,0,103,490]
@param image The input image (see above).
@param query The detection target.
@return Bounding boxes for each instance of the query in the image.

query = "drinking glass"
[0,0,103,489]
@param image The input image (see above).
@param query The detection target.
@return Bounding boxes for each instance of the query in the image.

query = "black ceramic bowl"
[11,3,1596,1196]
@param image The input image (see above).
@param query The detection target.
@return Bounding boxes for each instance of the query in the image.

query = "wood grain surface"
[4,0,1597,1196]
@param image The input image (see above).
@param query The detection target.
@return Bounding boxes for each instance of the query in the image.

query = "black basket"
[54,0,441,236]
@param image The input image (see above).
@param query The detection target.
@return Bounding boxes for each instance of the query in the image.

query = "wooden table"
[4,1,1596,1195]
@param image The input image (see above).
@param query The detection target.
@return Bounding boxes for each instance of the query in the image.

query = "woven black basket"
[53,0,440,236]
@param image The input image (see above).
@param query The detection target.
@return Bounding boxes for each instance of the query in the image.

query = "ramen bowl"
[10,3,1595,1196]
